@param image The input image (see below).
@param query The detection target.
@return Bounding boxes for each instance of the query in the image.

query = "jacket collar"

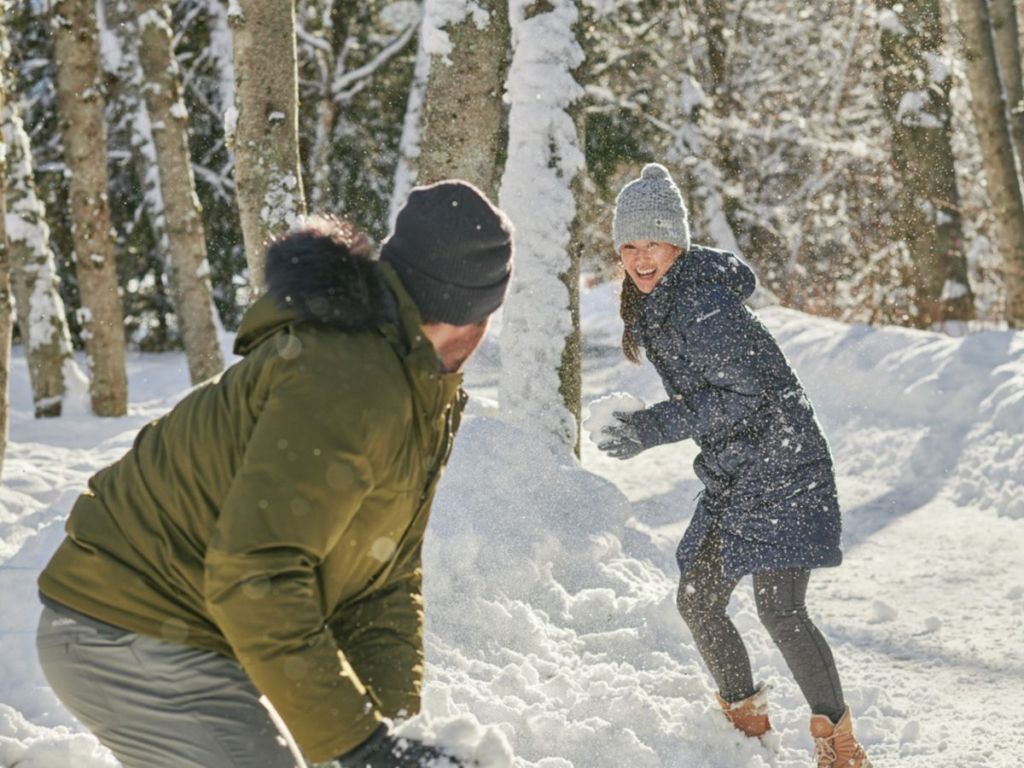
[233,255,462,413]
[634,250,688,337]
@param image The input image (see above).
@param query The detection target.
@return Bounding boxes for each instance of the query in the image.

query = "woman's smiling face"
[619,240,683,293]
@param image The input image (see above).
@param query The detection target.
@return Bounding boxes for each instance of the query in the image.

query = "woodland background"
[2,0,1024,469]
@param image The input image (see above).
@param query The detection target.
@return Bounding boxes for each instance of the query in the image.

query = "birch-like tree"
[955,0,1024,325]
[414,0,510,196]
[298,0,419,220]
[51,0,128,415]
[1,2,11,474]
[229,0,307,290]
[3,97,81,417]
[136,0,224,383]
[990,0,1024,159]
[879,0,975,327]
[499,0,585,454]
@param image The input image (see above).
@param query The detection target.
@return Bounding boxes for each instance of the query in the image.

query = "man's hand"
[337,724,466,768]
[597,411,645,460]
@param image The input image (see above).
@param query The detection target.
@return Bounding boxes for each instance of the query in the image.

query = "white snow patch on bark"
[941,279,969,301]
[422,0,491,62]
[381,0,421,32]
[877,8,908,36]
[260,172,302,233]
[223,105,238,145]
[137,9,165,32]
[924,51,950,84]
[896,91,942,129]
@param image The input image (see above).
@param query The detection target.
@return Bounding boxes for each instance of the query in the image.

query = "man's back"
[40,290,425,651]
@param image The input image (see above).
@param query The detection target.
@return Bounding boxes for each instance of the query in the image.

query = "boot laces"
[814,734,837,767]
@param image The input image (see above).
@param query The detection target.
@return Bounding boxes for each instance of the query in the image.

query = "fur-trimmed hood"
[234,226,401,355]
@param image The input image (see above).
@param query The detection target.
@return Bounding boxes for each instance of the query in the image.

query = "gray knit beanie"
[612,163,691,253]
[381,180,514,325]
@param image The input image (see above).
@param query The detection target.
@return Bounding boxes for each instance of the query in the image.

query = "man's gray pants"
[36,602,309,768]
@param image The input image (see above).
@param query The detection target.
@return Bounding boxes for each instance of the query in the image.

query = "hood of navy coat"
[636,245,756,336]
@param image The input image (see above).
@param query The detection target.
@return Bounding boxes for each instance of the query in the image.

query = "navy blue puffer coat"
[628,246,842,579]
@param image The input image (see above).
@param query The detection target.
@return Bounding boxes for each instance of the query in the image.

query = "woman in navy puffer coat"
[598,164,872,768]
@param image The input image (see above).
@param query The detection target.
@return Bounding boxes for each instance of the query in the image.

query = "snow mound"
[764,309,1024,520]
[422,416,807,767]
[0,705,117,768]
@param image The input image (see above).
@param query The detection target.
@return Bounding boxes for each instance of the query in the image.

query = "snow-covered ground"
[2,282,1022,767]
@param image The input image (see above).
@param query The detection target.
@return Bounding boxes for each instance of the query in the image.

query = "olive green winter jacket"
[38,258,465,762]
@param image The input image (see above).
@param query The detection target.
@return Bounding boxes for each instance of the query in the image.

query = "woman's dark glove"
[337,724,465,768]
[597,411,645,460]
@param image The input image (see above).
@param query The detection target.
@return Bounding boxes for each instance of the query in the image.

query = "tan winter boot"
[810,706,872,767]
[716,684,771,738]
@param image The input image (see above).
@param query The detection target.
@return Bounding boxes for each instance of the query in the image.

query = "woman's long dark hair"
[620,274,643,364]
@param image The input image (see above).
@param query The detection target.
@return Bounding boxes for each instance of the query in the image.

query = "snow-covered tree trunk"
[0,3,11,475]
[416,0,510,196]
[879,0,975,327]
[229,0,306,291]
[955,0,1024,326]
[498,0,584,454]
[137,0,224,383]
[51,0,129,416]
[3,99,81,417]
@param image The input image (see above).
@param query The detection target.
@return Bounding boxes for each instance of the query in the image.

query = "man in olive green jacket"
[36,181,513,768]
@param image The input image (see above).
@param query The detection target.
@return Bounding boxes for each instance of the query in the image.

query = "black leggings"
[676,532,846,722]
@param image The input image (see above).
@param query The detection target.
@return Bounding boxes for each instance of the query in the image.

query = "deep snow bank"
[763,309,1024,519]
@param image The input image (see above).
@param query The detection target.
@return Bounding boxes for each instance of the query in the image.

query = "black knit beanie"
[380,180,514,325]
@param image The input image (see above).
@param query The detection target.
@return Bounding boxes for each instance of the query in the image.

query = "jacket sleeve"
[203,358,391,762]
[632,286,769,447]
[630,398,696,447]
[328,550,424,720]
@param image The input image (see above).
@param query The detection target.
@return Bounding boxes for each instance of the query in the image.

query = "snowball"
[923,616,941,633]
[868,599,897,624]
[900,720,921,743]
[582,393,646,446]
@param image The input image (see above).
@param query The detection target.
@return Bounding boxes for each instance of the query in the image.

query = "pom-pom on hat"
[612,163,691,253]
[381,180,514,326]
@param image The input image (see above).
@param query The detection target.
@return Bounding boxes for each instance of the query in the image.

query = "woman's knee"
[676,579,726,626]
[755,593,809,642]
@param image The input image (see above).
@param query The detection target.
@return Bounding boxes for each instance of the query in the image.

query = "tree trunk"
[2,99,80,417]
[416,0,510,198]
[879,0,975,326]
[51,0,129,415]
[0,11,11,477]
[137,0,224,383]
[498,0,584,455]
[229,0,307,291]
[990,0,1024,160]
[956,0,1024,325]
[702,0,788,283]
